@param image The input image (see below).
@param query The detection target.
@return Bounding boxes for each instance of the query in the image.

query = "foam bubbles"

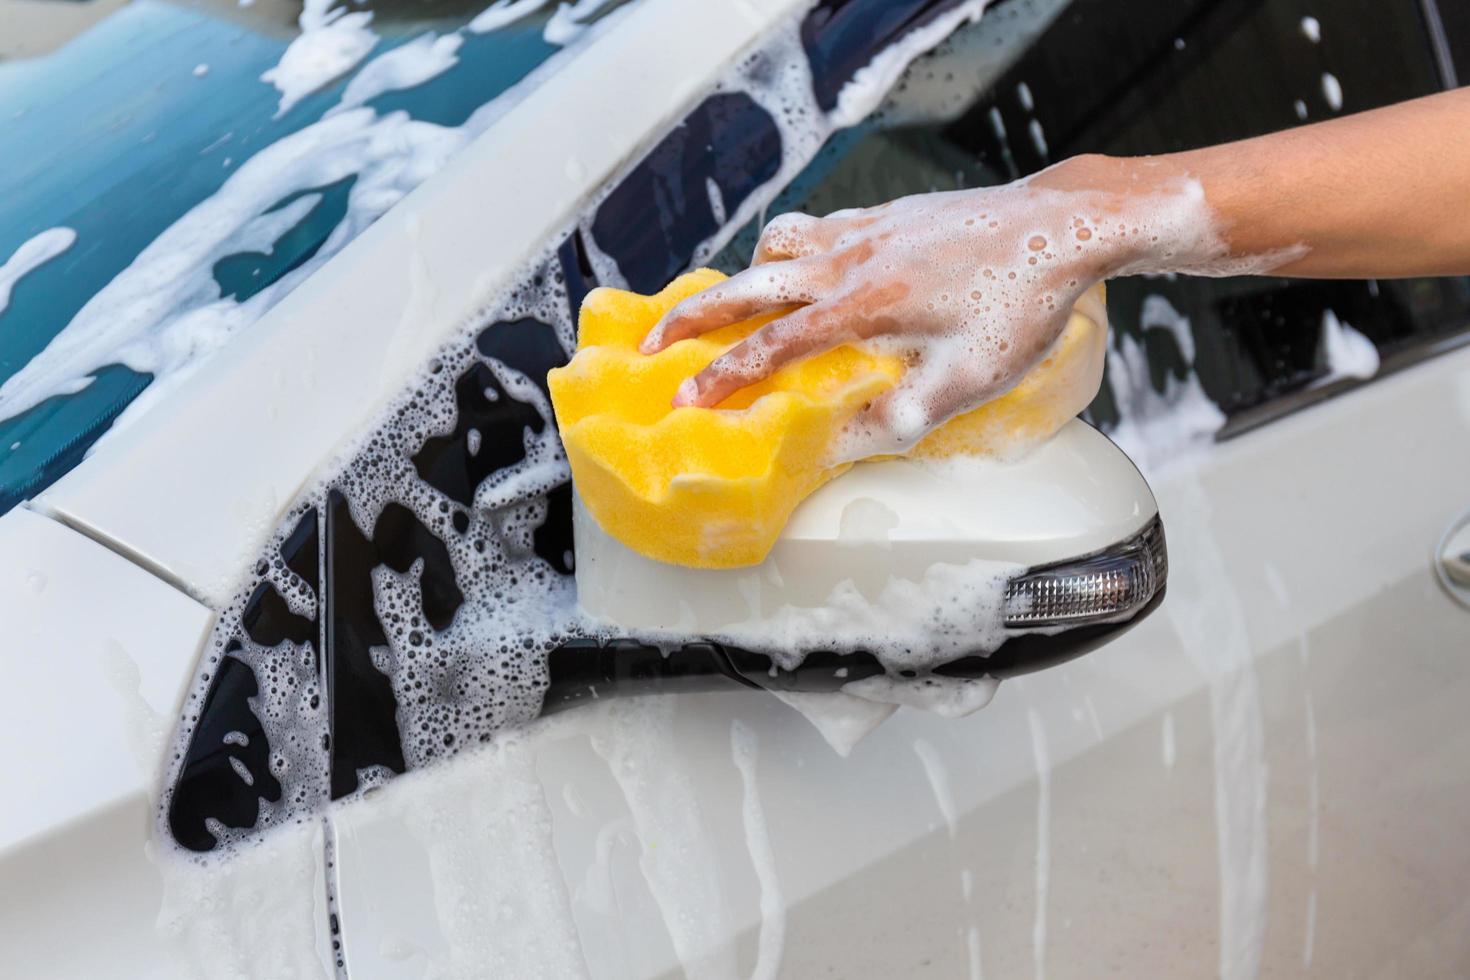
[827,1,988,128]
[543,0,622,45]
[469,0,552,34]
[1315,308,1379,384]
[262,0,379,118]
[333,32,464,114]
[0,226,75,318]
[1103,294,1225,476]
[1321,72,1343,112]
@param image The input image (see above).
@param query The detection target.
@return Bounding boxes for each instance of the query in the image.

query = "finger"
[753,212,830,264]
[836,365,981,462]
[672,302,847,408]
[641,259,828,354]
[1071,282,1107,327]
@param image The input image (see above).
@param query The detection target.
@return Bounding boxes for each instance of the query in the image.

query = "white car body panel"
[0,506,214,854]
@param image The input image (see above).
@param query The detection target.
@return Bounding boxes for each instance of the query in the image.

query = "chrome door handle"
[1437,512,1470,606]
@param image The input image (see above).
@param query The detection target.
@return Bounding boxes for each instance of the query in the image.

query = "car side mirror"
[544,419,1167,711]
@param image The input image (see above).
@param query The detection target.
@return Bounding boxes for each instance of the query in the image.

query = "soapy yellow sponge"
[548,269,1106,568]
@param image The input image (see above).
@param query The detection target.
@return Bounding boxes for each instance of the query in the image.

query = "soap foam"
[1103,294,1225,475]
[844,672,1000,719]
[469,0,552,34]
[1315,307,1379,385]
[827,1,988,128]
[262,0,380,118]
[772,691,896,756]
[731,719,786,980]
[911,736,960,836]
[333,32,464,114]
[543,0,623,45]
[148,819,333,979]
[0,226,75,318]
[1321,72,1343,112]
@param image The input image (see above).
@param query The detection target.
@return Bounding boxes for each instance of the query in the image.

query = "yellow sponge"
[548,269,1106,568]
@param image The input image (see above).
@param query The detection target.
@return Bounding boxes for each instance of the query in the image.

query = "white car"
[3,0,1469,977]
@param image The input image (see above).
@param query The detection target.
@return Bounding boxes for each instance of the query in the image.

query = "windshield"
[0,0,635,512]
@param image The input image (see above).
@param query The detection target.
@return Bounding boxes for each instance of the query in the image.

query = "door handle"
[1436,511,1470,606]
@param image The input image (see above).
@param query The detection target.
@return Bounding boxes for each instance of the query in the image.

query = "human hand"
[640,158,1236,460]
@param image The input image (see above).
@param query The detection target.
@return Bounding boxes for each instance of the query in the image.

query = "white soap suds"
[967,925,985,980]
[1315,308,1379,384]
[1320,72,1342,112]
[1027,707,1050,980]
[843,672,1001,718]
[1299,634,1320,969]
[148,821,333,979]
[988,105,1008,142]
[263,0,379,117]
[589,700,739,978]
[0,227,76,318]
[351,724,593,978]
[772,691,895,756]
[1104,294,1226,475]
[828,1,987,128]
[1027,118,1048,159]
[1082,692,1102,742]
[469,0,550,34]
[731,720,786,980]
[1300,16,1321,43]
[912,737,960,837]
[334,32,464,113]
[97,640,171,805]
[1016,80,1033,112]
[1303,890,1317,968]
[544,0,621,45]
[1304,698,1318,870]
[1164,478,1269,980]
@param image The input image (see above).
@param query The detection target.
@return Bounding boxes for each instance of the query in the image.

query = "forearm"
[1041,87,1470,280]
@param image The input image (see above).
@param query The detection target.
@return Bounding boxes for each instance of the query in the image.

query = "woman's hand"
[640,159,1223,459]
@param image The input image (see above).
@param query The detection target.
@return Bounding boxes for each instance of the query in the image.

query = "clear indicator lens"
[1004,518,1167,627]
